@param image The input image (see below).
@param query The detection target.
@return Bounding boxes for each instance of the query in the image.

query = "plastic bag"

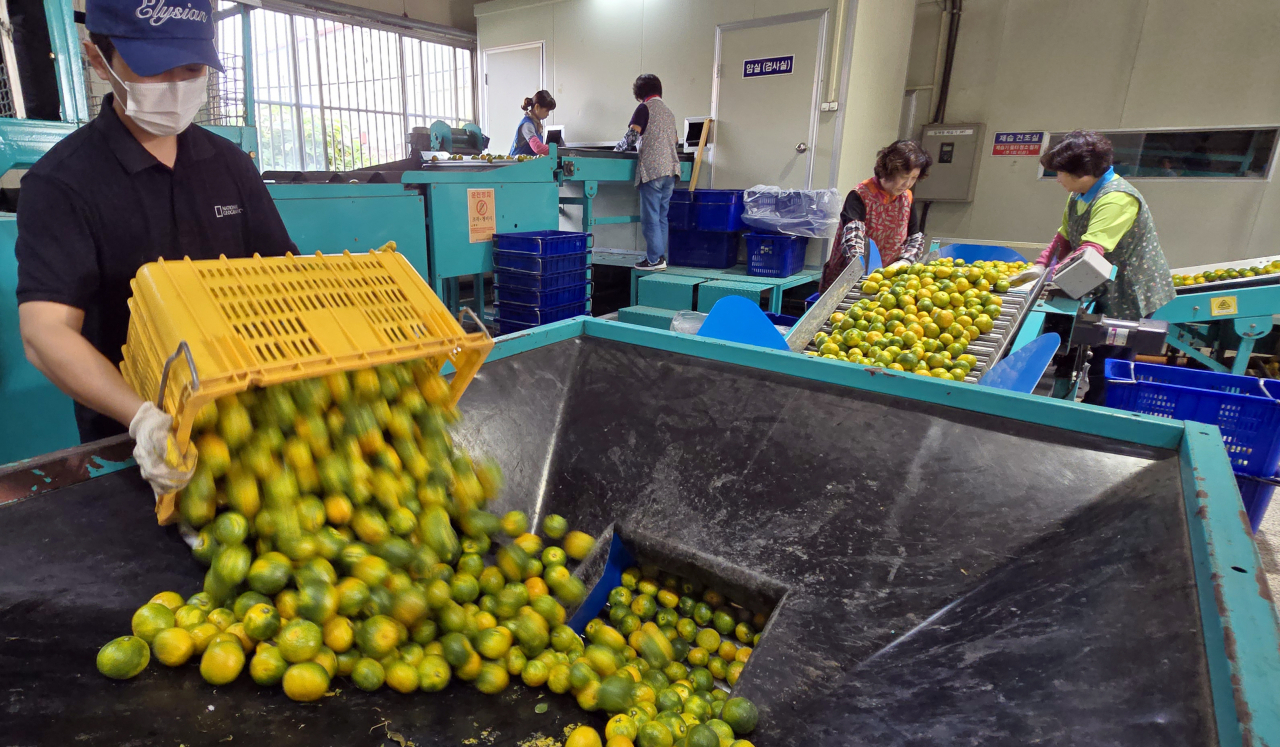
[670,310,707,335]
[741,185,842,239]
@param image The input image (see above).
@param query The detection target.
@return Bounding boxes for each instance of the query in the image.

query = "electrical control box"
[1054,248,1114,299]
[913,123,985,202]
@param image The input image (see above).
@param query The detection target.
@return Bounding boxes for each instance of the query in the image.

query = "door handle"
[796,142,808,153]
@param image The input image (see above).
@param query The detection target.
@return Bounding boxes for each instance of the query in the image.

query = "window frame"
[227,0,477,173]
[1036,124,1280,183]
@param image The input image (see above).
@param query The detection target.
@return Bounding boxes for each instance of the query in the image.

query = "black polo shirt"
[15,94,294,443]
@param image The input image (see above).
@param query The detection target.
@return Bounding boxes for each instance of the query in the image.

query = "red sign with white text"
[992,131,1045,156]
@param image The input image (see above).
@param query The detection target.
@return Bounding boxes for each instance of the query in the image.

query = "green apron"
[1066,176,1174,321]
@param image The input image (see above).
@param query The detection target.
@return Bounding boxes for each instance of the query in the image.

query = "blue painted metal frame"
[1180,424,1280,746]
[555,146,694,242]
[268,184,429,277]
[402,154,560,315]
[1153,283,1280,375]
[0,216,79,463]
[45,0,89,124]
[475,316,1279,746]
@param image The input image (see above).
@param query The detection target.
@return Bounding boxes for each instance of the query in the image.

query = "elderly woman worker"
[1013,130,1175,403]
[820,140,932,292]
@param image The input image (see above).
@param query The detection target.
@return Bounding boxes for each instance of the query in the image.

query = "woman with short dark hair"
[820,140,931,291]
[510,90,556,157]
[615,74,681,270]
[1012,129,1175,403]
[1013,129,1174,320]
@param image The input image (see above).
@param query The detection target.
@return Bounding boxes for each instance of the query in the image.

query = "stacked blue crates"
[492,230,591,336]
[666,190,745,269]
[1104,359,1280,531]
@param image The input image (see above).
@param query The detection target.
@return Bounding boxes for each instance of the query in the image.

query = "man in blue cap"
[14,0,293,501]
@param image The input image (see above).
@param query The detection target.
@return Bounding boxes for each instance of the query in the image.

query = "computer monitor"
[684,117,710,152]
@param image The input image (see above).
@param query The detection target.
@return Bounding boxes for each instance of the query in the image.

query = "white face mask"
[99,49,207,137]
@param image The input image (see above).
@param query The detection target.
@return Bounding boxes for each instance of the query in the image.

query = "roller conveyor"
[1170,254,1280,294]
[801,285,1036,383]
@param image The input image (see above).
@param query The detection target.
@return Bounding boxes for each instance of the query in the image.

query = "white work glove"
[886,260,911,273]
[1009,265,1045,288]
[129,401,197,501]
[178,523,202,549]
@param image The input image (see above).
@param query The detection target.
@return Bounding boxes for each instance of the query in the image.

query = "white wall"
[836,0,915,195]
[474,0,914,255]
[912,0,1280,269]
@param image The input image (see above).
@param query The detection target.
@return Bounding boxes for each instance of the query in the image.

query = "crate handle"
[1237,472,1280,489]
[156,340,200,408]
[1108,358,1137,384]
[457,306,487,336]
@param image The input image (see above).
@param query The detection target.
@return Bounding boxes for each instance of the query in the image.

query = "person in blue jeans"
[615,74,681,270]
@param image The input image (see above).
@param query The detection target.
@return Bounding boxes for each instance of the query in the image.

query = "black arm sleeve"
[840,190,867,224]
[15,173,99,308]
[628,104,650,134]
[234,152,295,257]
[907,202,920,235]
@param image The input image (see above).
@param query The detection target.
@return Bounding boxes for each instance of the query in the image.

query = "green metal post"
[242,4,255,128]
[1230,315,1272,375]
[582,181,597,246]
[44,0,88,123]
[1179,423,1280,746]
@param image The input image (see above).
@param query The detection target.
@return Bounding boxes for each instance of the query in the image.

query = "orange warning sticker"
[468,188,496,243]
[1209,295,1238,317]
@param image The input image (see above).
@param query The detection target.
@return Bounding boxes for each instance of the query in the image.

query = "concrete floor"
[1258,507,1280,598]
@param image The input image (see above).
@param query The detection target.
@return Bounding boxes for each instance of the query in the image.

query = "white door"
[712,13,825,189]
[482,43,544,156]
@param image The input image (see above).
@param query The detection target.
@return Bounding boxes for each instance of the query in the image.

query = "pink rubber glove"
[1035,233,1073,267]
[1056,241,1104,266]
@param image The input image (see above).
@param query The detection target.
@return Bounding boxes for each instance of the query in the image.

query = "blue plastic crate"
[746,233,807,278]
[493,268,590,291]
[495,300,589,326]
[1104,360,1280,531]
[1237,474,1277,537]
[669,230,739,269]
[494,282,591,309]
[493,250,589,274]
[668,190,695,231]
[693,189,745,232]
[492,230,589,256]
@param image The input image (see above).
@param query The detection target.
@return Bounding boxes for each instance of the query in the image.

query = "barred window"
[1040,128,1278,179]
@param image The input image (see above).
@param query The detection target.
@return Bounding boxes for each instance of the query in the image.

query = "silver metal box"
[913,123,985,202]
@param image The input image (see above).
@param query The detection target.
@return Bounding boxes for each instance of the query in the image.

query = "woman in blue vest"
[509,90,556,157]
[1012,130,1175,404]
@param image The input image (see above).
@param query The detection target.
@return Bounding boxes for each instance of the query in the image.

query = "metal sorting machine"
[1154,255,1280,376]
[266,133,693,315]
[1,317,1277,746]
[787,253,1047,383]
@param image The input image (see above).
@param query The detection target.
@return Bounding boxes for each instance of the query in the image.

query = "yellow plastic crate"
[121,243,493,453]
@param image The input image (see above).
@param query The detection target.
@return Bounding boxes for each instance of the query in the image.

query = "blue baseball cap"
[85,0,224,76]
